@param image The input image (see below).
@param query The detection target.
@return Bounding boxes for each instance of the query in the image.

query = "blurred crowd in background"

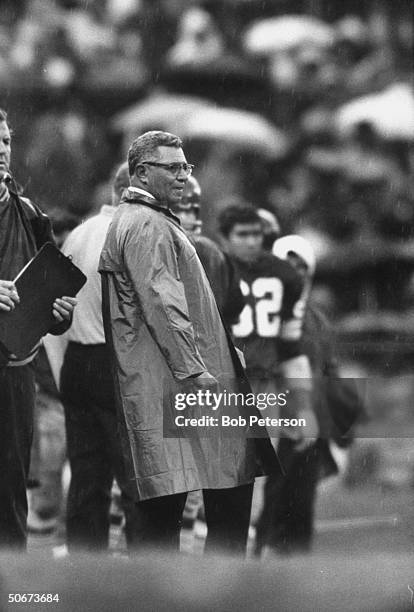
[0,0,413,342]
[0,0,413,559]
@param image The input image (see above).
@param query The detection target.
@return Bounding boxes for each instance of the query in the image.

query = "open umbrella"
[336,83,414,140]
[178,106,289,159]
[111,92,212,135]
[243,14,335,56]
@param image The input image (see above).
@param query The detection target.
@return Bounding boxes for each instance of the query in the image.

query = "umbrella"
[305,146,394,183]
[336,83,414,140]
[111,92,212,135]
[243,15,335,56]
[178,106,289,159]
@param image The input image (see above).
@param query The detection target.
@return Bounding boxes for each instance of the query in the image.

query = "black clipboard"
[0,242,86,360]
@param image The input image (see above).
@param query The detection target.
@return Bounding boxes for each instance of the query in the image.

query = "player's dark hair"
[218,201,261,237]
[128,131,183,177]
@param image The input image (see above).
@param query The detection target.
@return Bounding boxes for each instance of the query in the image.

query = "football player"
[218,202,315,425]
[218,202,318,555]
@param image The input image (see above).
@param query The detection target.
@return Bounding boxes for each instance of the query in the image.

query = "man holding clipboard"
[0,109,77,550]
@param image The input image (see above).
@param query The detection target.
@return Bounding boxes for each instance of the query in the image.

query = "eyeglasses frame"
[139,161,194,177]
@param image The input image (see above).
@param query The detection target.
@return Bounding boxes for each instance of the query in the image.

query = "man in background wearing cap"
[59,162,141,552]
[259,234,320,555]
[263,235,364,554]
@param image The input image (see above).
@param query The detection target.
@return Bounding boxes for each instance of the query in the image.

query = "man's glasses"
[140,162,194,177]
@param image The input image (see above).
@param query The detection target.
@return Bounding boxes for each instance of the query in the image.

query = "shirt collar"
[122,187,181,224]
[124,186,171,212]
[127,186,156,200]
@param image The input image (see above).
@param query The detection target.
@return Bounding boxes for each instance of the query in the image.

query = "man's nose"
[176,168,189,181]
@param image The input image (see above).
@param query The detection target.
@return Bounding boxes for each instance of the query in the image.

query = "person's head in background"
[273,234,316,320]
[112,161,130,205]
[171,174,202,235]
[272,235,316,282]
[273,234,338,317]
[0,108,11,182]
[48,209,79,248]
[257,208,281,251]
[218,201,264,263]
[0,108,11,204]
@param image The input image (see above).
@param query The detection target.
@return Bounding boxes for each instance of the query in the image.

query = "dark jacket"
[0,184,70,366]
[191,234,245,327]
[303,306,365,446]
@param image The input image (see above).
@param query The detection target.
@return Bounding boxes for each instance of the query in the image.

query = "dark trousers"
[203,484,254,556]
[0,364,35,550]
[255,437,320,556]
[61,342,140,552]
[130,483,254,556]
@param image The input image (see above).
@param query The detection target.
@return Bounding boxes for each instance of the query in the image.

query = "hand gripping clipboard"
[0,242,86,360]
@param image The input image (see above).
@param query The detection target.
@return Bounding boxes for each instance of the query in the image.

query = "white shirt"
[61,205,115,344]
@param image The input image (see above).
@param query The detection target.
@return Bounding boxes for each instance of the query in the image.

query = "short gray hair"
[128,131,183,176]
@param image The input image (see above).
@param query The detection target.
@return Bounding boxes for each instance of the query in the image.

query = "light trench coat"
[99,190,278,500]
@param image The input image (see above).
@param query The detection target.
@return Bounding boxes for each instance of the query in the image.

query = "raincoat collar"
[127,186,156,200]
[122,187,181,224]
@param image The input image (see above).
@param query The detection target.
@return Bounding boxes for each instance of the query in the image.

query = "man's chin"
[169,194,183,207]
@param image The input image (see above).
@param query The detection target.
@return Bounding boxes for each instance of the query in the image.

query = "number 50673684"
[8,593,59,603]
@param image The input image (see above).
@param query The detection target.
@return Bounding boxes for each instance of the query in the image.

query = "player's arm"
[277,276,318,448]
[221,252,246,326]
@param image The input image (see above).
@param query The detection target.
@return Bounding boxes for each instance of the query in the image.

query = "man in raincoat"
[99,131,277,554]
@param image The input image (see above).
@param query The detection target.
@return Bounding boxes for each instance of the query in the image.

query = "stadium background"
[0,0,414,587]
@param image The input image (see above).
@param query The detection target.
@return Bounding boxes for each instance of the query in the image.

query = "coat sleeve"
[122,218,207,381]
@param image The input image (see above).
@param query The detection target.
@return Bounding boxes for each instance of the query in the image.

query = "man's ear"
[134,164,148,184]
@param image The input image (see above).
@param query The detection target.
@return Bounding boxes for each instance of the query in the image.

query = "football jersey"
[231,252,305,378]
